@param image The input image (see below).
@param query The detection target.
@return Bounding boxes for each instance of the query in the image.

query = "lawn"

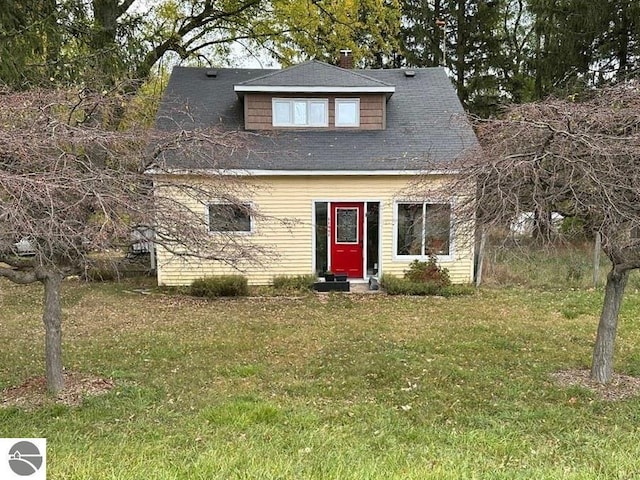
[2,278,640,479]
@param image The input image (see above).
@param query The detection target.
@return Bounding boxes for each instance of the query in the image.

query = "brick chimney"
[339,49,353,69]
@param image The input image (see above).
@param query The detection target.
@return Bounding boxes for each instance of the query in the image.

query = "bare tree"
[0,88,273,393]
[451,81,640,384]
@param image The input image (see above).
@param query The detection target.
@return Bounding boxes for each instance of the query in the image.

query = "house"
[153,52,478,286]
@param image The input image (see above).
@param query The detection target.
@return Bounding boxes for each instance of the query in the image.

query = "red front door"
[330,202,364,278]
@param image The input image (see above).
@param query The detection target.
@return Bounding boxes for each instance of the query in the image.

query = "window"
[272,99,328,127]
[335,208,359,243]
[314,202,328,276]
[396,203,451,256]
[208,203,252,233]
[335,98,360,127]
[366,202,380,276]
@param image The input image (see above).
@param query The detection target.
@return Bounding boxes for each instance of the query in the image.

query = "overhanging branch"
[0,267,38,284]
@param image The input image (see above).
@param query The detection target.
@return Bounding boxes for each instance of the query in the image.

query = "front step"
[312,281,350,292]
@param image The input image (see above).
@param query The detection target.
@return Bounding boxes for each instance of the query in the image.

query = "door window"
[335,208,358,243]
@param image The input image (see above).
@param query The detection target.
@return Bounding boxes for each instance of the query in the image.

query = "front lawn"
[2,279,640,479]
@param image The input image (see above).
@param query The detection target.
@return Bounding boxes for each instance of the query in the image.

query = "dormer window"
[335,98,360,127]
[272,98,328,127]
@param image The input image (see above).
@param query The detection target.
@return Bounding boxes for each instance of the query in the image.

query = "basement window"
[272,98,328,127]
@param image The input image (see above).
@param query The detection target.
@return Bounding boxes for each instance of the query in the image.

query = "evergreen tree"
[400,0,445,67]
[595,0,640,81]
[401,0,506,115]
[0,0,64,88]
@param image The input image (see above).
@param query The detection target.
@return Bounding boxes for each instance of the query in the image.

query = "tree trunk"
[434,0,442,66]
[591,267,629,384]
[532,207,552,241]
[475,226,486,287]
[592,232,601,289]
[42,272,64,393]
[455,0,466,103]
[615,2,630,80]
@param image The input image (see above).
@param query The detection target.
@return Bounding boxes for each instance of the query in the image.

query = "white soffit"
[148,169,458,176]
[234,85,395,94]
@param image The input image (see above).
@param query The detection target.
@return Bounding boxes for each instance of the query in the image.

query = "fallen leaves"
[1,371,115,410]
[550,368,640,401]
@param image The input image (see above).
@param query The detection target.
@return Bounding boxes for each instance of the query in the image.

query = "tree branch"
[0,268,38,284]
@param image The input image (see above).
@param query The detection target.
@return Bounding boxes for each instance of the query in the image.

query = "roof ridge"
[236,59,394,87]
[234,62,316,85]
[364,66,445,72]
[304,60,395,87]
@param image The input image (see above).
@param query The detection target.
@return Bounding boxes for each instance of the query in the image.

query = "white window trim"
[392,200,455,262]
[206,201,254,235]
[272,98,329,127]
[335,98,360,127]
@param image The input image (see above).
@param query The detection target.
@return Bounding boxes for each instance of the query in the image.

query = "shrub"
[444,284,477,297]
[272,274,316,291]
[190,275,248,298]
[403,257,451,287]
[382,275,442,295]
[559,216,586,239]
[84,267,121,282]
[565,259,587,283]
[381,274,474,297]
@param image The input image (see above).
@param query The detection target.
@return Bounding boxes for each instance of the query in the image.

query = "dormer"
[233,61,395,131]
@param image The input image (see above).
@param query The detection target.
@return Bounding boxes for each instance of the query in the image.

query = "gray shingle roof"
[236,60,394,89]
[155,65,478,171]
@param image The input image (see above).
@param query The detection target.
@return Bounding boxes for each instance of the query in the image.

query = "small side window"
[208,203,252,233]
[335,99,360,127]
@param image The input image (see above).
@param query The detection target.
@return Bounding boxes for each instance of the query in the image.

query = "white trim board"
[148,169,459,176]
[235,86,395,94]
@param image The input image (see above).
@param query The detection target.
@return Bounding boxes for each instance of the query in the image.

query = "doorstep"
[312,280,350,292]
[312,277,382,294]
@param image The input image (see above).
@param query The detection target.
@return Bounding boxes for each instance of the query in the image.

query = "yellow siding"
[156,175,475,286]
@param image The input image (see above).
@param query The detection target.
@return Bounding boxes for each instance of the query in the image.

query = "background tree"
[1,0,403,90]
[0,87,274,393]
[400,0,509,115]
[267,0,402,67]
[491,0,639,104]
[0,0,278,90]
[0,0,64,87]
[526,0,608,99]
[399,0,640,113]
[400,0,445,67]
[493,0,539,104]
[451,0,505,114]
[454,81,640,384]
[595,0,640,81]
[3,1,638,112]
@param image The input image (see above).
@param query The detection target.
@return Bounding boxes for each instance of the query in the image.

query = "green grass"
[3,277,640,478]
